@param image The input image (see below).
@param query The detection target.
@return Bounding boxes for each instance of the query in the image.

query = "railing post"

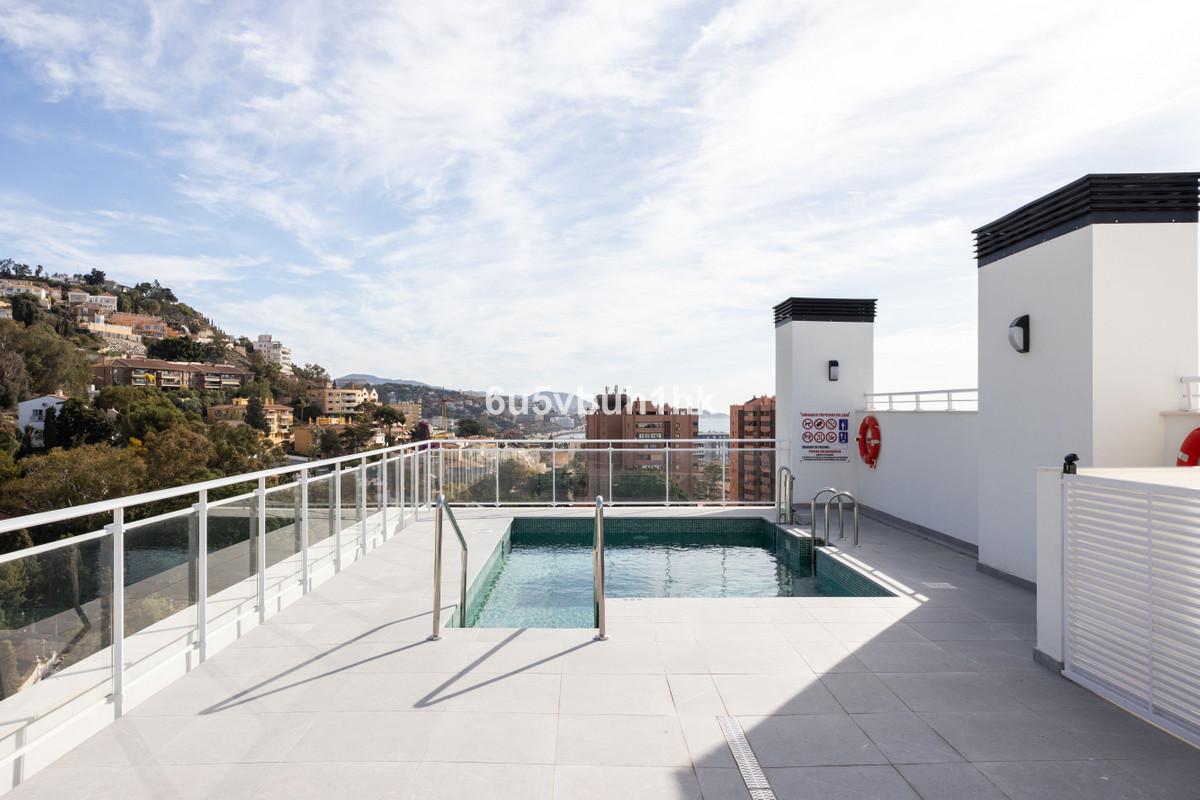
[333,461,343,571]
[594,496,607,640]
[398,452,406,529]
[914,393,922,411]
[494,445,501,507]
[664,446,671,506]
[257,477,267,623]
[721,443,728,506]
[439,446,445,495]
[109,507,125,717]
[299,470,310,593]
[429,494,444,641]
[607,444,614,501]
[196,490,208,661]
[426,446,433,507]
[381,456,389,540]
[414,448,421,521]
[551,443,557,506]
[358,457,367,554]
[947,391,955,411]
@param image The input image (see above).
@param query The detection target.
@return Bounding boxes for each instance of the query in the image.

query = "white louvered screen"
[1063,475,1200,745]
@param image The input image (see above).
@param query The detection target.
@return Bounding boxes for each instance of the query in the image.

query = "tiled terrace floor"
[10,507,1200,799]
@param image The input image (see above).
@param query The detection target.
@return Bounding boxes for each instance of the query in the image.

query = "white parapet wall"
[850,410,979,548]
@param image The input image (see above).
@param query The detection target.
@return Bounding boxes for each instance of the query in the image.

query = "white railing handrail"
[0,439,429,536]
[864,388,978,412]
[1181,376,1200,411]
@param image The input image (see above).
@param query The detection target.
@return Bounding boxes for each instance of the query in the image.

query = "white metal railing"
[0,435,785,789]
[1181,376,1200,411]
[864,388,978,412]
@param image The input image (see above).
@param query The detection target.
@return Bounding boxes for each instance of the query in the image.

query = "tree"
[455,418,491,438]
[0,322,90,397]
[612,470,688,501]
[244,395,270,434]
[94,385,186,441]
[142,426,218,488]
[146,337,208,363]
[374,405,405,444]
[410,420,431,442]
[206,422,277,474]
[42,399,116,448]
[317,428,342,458]
[9,293,41,326]
[0,350,30,409]
[339,417,376,452]
[83,268,106,286]
[0,443,146,516]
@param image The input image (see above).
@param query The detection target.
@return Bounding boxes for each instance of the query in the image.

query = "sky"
[1,1,1199,410]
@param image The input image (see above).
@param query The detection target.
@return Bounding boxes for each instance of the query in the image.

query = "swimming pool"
[464,517,892,628]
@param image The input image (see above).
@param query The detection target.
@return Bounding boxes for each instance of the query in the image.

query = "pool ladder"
[776,466,795,524]
[810,488,860,548]
[428,493,469,640]
[594,496,607,640]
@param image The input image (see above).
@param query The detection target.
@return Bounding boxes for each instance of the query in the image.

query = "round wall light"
[1008,314,1030,353]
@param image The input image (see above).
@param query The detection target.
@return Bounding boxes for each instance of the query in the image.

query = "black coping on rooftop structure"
[773,298,876,326]
[973,172,1200,266]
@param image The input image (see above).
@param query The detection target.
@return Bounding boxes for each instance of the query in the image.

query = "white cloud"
[1,0,1199,406]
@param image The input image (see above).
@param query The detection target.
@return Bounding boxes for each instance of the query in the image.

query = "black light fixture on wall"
[828,360,839,381]
[1008,315,1030,353]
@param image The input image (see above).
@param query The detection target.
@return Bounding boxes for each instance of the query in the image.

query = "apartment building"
[207,397,294,444]
[585,389,699,499]
[106,312,173,339]
[66,290,118,312]
[309,382,379,415]
[389,401,423,423]
[729,395,775,502]
[251,334,293,374]
[92,358,250,392]
[0,281,52,308]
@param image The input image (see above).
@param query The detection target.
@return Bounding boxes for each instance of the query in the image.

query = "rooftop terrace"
[6,492,1198,799]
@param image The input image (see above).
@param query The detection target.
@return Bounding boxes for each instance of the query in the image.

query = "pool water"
[468,518,888,628]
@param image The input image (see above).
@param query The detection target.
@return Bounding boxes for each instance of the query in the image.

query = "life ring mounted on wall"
[1177,427,1200,466]
[857,415,881,469]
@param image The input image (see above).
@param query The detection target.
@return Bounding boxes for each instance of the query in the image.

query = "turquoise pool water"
[468,517,890,628]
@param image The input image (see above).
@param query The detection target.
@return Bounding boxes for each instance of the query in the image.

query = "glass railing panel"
[610,447,670,504]
[497,446,553,503]
[667,447,724,503]
[728,445,778,504]
[263,484,302,587]
[444,444,497,504]
[0,533,111,705]
[205,492,258,630]
[122,508,198,651]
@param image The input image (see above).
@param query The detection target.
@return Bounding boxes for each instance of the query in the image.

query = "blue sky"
[2,1,1199,409]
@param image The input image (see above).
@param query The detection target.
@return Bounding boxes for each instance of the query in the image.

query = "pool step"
[717,715,777,800]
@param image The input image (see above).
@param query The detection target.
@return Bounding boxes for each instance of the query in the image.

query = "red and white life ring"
[1177,427,1200,466]
[857,415,881,469]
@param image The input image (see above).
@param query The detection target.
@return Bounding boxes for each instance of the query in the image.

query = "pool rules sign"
[799,412,851,462]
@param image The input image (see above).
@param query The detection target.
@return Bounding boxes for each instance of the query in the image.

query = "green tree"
[612,470,688,501]
[0,443,146,516]
[410,420,431,442]
[0,321,90,397]
[83,268,106,286]
[0,350,30,409]
[142,426,218,488]
[206,422,279,475]
[455,418,491,438]
[317,428,342,458]
[244,395,270,434]
[42,399,116,448]
[339,417,376,452]
[9,293,41,326]
[146,337,208,363]
[94,385,186,441]
[374,406,405,443]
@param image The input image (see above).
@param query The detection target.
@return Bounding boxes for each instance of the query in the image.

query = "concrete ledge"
[1033,647,1064,673]
[977,561,1036,593]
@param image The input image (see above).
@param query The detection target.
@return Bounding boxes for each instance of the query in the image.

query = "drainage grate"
[717,715,776,800]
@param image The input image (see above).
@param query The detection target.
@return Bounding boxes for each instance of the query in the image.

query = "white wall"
[851,410,978,546]
[1034,467,1064,664]
[977,227,1095,583]
[775,318,873,502]
[1092,223,1199,466]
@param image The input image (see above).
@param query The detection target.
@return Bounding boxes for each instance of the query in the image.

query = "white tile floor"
[9,507,1200,799]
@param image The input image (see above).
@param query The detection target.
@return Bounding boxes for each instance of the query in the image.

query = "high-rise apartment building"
[729,395,775,502]
[251,334,293,375]
[584,389,699,500]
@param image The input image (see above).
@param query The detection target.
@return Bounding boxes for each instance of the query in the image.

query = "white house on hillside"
[18,394,66,447]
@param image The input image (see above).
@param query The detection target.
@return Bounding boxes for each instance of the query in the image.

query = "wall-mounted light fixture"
[828,360,839,381]
[1008,315,1030,353]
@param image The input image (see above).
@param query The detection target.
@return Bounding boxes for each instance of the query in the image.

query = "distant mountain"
[335,373,429,387]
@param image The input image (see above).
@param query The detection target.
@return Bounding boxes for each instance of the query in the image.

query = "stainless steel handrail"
[429,492,469,640]
[810,487,839,541]
[823,491,860,548]
[776,466,794,523]
[594,495,607,640]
